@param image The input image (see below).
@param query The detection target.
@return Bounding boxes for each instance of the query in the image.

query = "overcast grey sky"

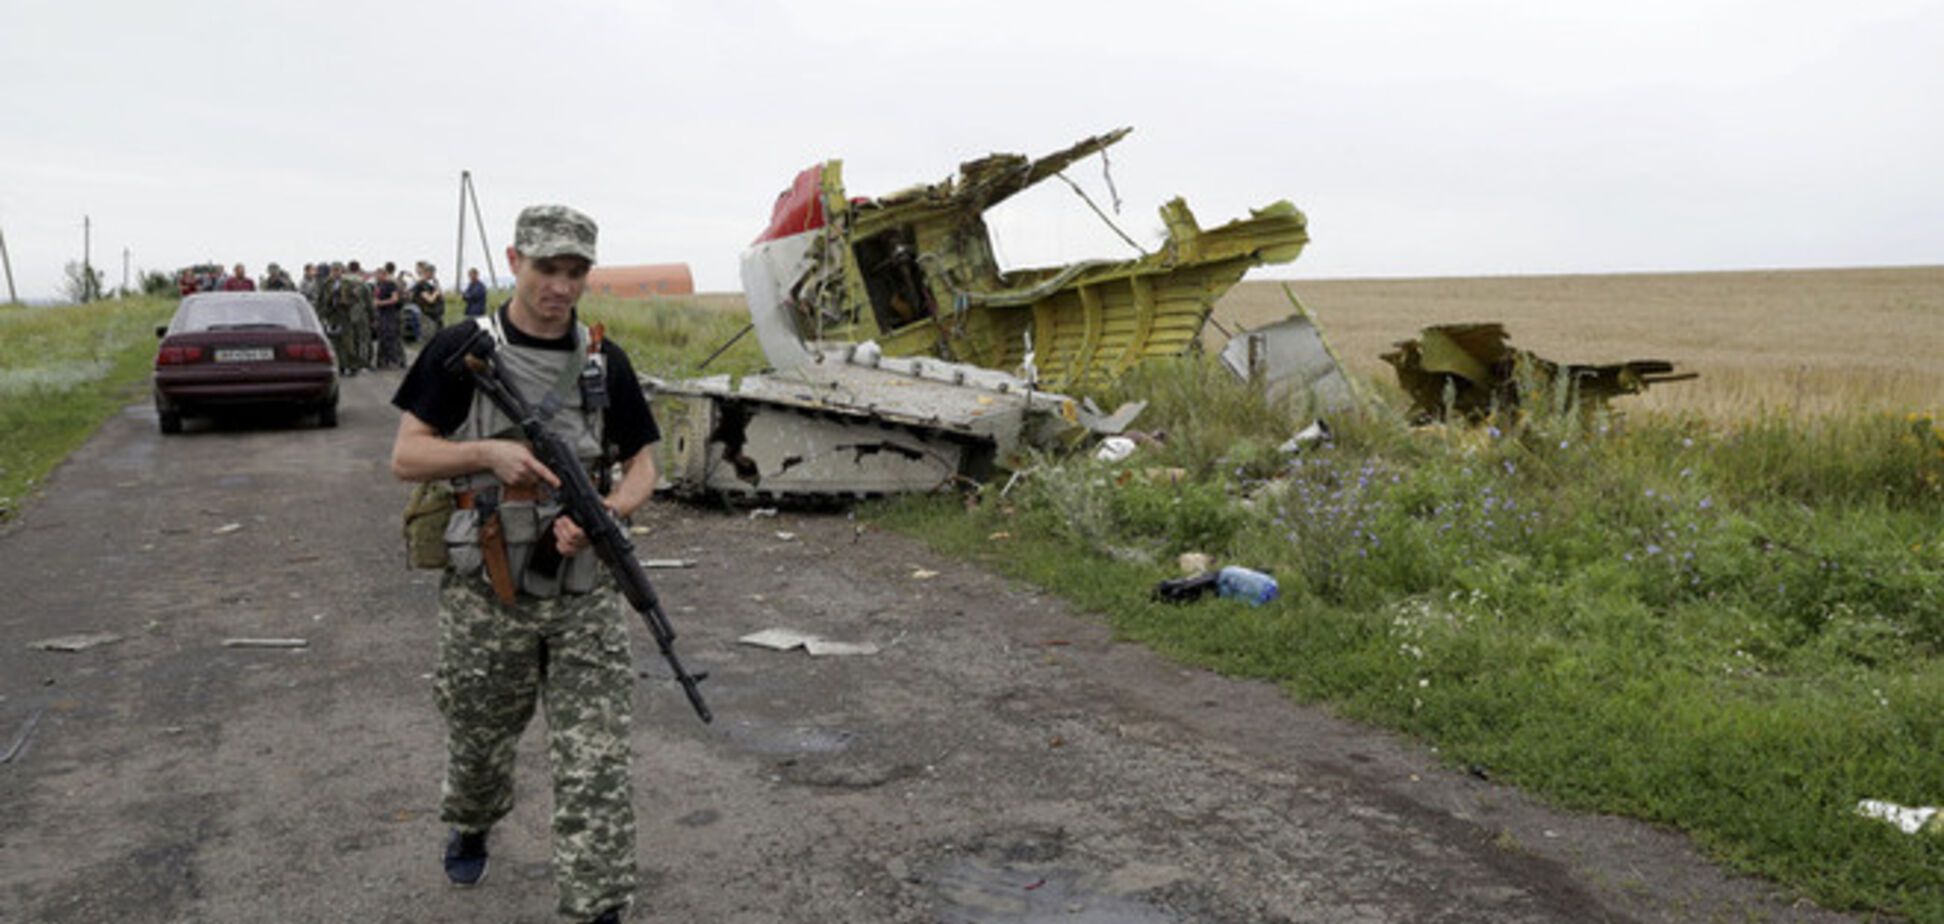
[2,0,1939,301]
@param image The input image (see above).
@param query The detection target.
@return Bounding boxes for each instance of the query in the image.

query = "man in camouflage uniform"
[262,262,295,291]
[388,206,662,924]
[316,263,357,376]
[338,260,375,375]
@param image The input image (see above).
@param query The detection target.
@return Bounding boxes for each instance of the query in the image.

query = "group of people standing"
[178,259,493,379]
[293,260,491,377]
[177,262,296,295]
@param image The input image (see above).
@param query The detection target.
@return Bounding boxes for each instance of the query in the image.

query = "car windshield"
[176,296,312,333]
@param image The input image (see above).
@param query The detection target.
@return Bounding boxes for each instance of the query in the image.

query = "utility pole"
[453,171,501,293]
[122,247,130,298]
[454,170,469,294]
[467,174,498,290]
[84,215,94,302]
[0,224,17,304]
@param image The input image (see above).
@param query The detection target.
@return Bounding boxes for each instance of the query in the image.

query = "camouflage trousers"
[346,307,373,370]
[375,307,405,368]
[435,572,637,920]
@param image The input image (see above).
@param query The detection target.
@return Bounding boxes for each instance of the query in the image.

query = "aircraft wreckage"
[650,128,1328,500]
[1382,323,1696,422]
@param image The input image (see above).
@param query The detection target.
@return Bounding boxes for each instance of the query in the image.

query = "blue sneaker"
[443,828,489,887]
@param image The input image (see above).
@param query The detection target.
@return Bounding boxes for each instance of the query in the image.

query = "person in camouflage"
[388,205,661,924]
[262,262,296,291]
[316,263,357,376]
[339,260,375,374]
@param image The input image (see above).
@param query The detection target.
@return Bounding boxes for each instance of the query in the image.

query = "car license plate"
[215,348,274,362]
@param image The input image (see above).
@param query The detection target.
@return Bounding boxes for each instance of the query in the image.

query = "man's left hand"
[553,515,591,556]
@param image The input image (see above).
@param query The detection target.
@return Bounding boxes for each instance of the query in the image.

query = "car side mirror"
[155,325,169,339]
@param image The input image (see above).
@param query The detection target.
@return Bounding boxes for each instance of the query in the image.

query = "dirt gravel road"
[0,375,1857,923]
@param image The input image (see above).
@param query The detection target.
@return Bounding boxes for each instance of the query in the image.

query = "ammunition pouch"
[446,488,601,599]
[401,481,454,569]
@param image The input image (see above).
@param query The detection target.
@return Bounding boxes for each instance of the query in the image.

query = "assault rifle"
[447,326,713,723]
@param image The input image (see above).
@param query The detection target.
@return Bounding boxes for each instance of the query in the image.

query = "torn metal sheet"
[1217,286,1358,414]
[1382,323,1696,422]
[738,629,878,656]
[649,346,1142,500]
[741,127,1309,390]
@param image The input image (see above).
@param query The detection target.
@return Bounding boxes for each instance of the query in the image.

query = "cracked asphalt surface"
[0,374,1859,922]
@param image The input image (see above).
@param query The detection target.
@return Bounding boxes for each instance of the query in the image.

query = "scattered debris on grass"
[1856,799,1942,835]
[1153,566,1280,605]
[1279,419,1332,454]
[212,522,243,535]
[1095,437,1138,463]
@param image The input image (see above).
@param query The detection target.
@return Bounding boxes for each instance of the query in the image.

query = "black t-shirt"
[412,279,442,311]
[390,306,660,461]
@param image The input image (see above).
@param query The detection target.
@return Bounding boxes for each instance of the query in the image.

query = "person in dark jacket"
[462,268,489,318]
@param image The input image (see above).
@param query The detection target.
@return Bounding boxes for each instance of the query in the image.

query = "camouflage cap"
[514,204,598,263]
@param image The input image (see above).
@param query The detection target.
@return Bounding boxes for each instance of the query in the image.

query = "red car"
[152,292,339,434]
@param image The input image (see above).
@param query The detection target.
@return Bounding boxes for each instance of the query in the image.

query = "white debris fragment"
[28,632,123,653]
[804,639,880,657]
[739,628,879,657]
[221,638,309,649]
[910,569,939,580]
[1857,799,1941,835]
[1094,436,1138,463]
[748,508,779,520]
[738,629,820,651]
[639,559,697,570]
[775,531,797,542]
[1279,419,1333,454]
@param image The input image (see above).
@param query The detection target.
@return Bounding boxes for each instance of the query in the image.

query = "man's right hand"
[478,439,560,489]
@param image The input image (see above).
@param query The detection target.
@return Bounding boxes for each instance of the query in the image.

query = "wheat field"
[1214,266,1944,417]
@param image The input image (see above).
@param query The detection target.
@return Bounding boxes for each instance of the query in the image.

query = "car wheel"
[159,409,183,434]
[317,402,339,429]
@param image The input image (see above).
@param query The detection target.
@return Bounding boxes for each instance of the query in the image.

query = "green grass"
[872,357,1944,921]
[578,294,767,379]
[0,296,178,519]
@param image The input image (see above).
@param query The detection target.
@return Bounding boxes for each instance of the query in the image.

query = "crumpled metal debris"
[741,127,1311,391]
[1217,286,1358,414]
[649,346,1143,501]
[1381,323,1696,422]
